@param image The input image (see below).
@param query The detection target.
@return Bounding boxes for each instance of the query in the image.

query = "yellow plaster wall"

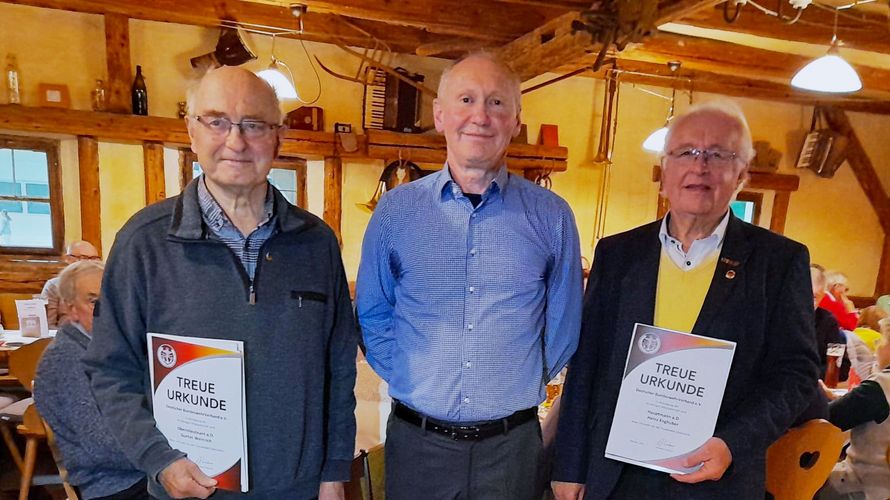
[97,143,145,252]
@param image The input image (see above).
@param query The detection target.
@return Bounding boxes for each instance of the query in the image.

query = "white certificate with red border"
[605,323,735,474]
[148,332,248,492]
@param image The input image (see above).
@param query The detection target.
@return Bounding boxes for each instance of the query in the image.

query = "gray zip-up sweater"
[34,323,146,499]
[83,179,358,499]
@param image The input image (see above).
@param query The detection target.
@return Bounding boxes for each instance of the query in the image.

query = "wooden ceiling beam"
[676,3,890,54]
[556,59,890,114]
[497,0,724,81]
[298,0,551,42]
[619,32,890,98]
[3,0,438,54]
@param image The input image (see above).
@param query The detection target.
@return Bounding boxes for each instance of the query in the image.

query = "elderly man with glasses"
[551,101,820,500]
[83,67,358,500]
[40,240,100,328]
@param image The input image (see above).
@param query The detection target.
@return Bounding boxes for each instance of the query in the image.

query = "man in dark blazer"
[551,101,820,499]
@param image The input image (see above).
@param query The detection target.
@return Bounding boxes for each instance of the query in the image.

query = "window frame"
[179,150,308,209]
[0,134,64,256]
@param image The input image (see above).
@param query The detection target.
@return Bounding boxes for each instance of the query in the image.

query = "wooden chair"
[765,419,845,500]
[0,337,52,499]
[42,415,79,500]
[343,443,385,500]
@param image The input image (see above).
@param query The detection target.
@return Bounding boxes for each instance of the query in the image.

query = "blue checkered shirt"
[356,165,583,422]
[197,176,276,280]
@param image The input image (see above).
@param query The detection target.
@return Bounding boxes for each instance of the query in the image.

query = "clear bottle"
[91,79,107,111]
[131,65,148,115]
[5,54,21,104]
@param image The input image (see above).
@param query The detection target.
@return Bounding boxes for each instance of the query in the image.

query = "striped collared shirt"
[197,176,276,280]
[356,164,583,422]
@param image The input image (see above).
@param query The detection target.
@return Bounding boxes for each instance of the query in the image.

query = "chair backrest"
[9,337,52,391]
[343,443,385,500]
[41,412,80,500]
[0,292,36,330]
[766,419,845,500]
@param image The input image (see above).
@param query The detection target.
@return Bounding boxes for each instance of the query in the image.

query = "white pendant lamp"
[791,43,862,93]
[256,34,299,100]
[791,9,861,94]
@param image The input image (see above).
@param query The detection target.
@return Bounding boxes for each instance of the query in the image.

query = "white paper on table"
[147,332,248,492]
[15,299,48,338]
[605,323,736,475]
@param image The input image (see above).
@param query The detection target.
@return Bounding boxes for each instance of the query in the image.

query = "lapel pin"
[720,257,740,267]
[725,270,736,280]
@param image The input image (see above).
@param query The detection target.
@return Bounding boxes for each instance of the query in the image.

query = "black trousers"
[385,410,544,500]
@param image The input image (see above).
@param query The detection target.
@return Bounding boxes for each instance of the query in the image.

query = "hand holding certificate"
[148,333,248,492]
[605,324,736,475]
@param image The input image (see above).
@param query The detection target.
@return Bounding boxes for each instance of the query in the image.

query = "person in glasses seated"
[552,101,819,500]
[40,240,100,328]
[34,260,151,500]
[82,67,357,500]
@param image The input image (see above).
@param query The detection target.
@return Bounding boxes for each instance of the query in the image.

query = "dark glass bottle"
[131,65,148,116]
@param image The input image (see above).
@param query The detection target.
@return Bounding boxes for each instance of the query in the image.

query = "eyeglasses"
[665,147,740,168]
[67,254,101,261]
[192,116,283,139]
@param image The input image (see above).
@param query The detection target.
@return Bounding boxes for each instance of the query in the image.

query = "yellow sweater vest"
[654,250,719,333]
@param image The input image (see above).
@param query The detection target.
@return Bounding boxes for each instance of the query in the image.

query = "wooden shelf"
[0,105,568,171]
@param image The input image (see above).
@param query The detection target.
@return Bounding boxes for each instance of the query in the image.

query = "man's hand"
[159,458,217,499]
[552,480,586,500]
[319,481,346,500]
[819,379,840,401]
[671,437,732,484]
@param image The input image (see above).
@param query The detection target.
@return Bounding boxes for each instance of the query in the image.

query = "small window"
[0,135,63,254]
[180,151,307,209]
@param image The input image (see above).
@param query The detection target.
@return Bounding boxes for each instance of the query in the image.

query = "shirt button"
[471,213,478,218]
[468,324,474,331]
[463,397,470,404]
[468,286,475,293]
[686,261,692,266]
[470,248,477,256]
[465,361,471,368]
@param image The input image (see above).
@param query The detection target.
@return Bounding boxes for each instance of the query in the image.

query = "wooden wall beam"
[0,105,569,169]
[877,234,890,296]
[769,191,790,235]
[104,13,131,113]
[143,141,165,204]
[822,107,890,235]
[323,156,343,244]
[77,136,101,255]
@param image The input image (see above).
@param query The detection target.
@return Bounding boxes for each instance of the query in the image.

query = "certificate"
[605,323,735,474]
[148,333,248,492]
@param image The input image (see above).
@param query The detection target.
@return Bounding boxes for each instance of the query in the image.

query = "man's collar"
[198,176,274,232]
[436,163,509,200]
[658,210,732,247]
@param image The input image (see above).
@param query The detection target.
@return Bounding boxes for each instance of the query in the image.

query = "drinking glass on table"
[824,342,846,388]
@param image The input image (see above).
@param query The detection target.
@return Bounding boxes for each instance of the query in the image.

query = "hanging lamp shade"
[642,126,669,153]
[791,45,862,93]
[257,60,299,100]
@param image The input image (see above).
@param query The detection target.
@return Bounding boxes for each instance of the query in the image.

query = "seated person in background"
[816,323,890,500]
[812,265,850,382]
[847,306,888,386]
[40,240,99,328]
[34,260,149,500]
[820,270,859,331]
